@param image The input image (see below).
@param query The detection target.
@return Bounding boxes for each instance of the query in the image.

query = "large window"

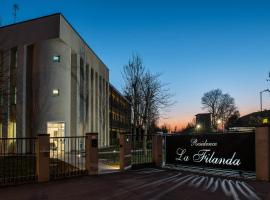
[47,122,65,152]
[0,123,2,138]
[11,86,16,105]
[0,50,3,73]
[8,122,16,138]
[0,90,3,106]
[10,47,18,69]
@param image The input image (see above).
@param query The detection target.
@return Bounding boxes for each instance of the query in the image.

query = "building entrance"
[47,122,65,152]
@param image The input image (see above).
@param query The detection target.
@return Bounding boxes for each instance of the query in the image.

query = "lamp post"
[196,124,201,133]
[217,119,224,132]
[260,89,270,111]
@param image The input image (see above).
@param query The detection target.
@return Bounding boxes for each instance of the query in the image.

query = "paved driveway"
[0,168,269,200]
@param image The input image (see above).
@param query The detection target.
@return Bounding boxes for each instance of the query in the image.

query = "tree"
[225,110,240,129]
[180,122,195,134]
[122,54,174,137]
[201,89,238,129]
[122,54,145,135]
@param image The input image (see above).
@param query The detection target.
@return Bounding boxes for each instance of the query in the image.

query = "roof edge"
[0,12,61,30]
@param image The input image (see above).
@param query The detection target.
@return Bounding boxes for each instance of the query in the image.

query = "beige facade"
[0,13,110,147]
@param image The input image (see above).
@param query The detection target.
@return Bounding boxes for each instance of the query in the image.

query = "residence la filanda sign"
[165,133,255,171]
[176,139,241,166]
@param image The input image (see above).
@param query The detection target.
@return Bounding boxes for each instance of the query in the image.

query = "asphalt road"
[0,168,269,200]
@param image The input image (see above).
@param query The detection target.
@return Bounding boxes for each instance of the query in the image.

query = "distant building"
[0,13,110,147]
[229,110,270,129]
[109,84,131,145]
[195,113,211,133]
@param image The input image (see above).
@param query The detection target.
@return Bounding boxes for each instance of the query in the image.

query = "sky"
[1,0,270,129]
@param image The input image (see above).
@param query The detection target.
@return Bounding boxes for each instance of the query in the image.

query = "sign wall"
[165,132,255,171]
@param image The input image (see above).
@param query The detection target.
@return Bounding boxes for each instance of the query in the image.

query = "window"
[0,123,2,138]
[0,51,3,73]
[10,47,18,68]
[0,91,3,106]
[11,86,16,105]
[52,89,59,96]
[53,55,60,62]
[14,87,16,104]
[8,122,16,138]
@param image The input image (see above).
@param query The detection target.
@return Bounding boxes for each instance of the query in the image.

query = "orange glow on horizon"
[158,105,261,131]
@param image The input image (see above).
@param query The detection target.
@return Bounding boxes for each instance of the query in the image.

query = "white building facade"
[0,13,110,147]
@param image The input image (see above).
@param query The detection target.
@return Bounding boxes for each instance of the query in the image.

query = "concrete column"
[256,127,270,181]
[85,132,98,175]
[120,133,131,171]
[106,82,110,146]
[36,134,50,182]
[152,134,163,167]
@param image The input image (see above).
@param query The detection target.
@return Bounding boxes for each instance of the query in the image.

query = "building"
[195,113,211,133]
[109,84,131,145]
[0,13,110,147]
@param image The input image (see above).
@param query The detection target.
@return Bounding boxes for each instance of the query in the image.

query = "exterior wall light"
[52,89,60,96]
[53,55,60,62]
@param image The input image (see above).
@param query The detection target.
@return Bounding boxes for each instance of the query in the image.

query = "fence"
[0,137,37,186]
[50,136,87,179]
[131,134,154,168]
[0,133,159,186]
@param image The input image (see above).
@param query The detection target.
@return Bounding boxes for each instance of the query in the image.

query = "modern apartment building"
[0,13,110,147]
[109,84,131,145]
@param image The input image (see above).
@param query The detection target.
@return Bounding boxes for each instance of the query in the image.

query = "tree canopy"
[201,89,238,129]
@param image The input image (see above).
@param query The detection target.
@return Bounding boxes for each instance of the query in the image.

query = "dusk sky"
[1,0,270,129]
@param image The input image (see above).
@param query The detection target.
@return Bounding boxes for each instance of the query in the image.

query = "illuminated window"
[263,117,269,124]
[8,122,16,138]
[52,89,59,96]
[53,55,60,62]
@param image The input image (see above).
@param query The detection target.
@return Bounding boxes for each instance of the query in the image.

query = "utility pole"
[260,89,270,111]
[12,4,19,23]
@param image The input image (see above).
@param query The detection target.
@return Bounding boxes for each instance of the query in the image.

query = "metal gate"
[131,134,154,168]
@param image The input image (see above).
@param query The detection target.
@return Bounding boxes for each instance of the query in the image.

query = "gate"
[164,132,256,178]
[131,134,154,168]
[49,136,87,179]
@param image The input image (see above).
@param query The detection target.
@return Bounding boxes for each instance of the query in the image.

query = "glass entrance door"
[47,122,65,152]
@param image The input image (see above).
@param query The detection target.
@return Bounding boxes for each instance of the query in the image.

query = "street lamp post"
[196,124,201,133]
[260,89,270,111]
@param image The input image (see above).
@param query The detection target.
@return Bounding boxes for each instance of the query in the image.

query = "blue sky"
[1,0,270,128]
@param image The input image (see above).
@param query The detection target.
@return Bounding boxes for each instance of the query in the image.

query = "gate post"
[152,134,163,167]
[120,133,131,171]
[36,134,50,182]
[85,133,98,175]
[255,126,270,181]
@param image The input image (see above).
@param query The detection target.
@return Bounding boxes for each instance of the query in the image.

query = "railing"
[131,134,154,167]
[0,137,37,186]
[49,136,87,179]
